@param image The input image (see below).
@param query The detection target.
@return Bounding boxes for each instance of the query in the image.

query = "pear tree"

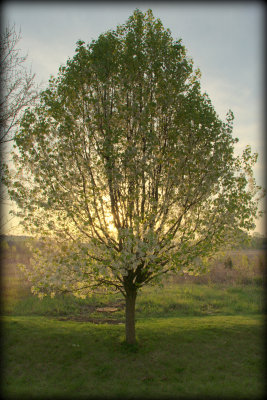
[6,10,263,344]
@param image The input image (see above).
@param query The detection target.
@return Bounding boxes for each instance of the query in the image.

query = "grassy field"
[1,241,266,398]
[2,313,264,399]
[2,283,265,399]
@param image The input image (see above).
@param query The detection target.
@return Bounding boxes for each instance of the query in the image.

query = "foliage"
[4,10,264,342]
[242,232,267,249]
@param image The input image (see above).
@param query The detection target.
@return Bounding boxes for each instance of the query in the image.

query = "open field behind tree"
[1,235,265,315]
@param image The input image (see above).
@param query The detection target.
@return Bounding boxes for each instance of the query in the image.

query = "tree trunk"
[125,289,137,344]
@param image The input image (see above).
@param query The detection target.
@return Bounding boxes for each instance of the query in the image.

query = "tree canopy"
[5,9,263,343]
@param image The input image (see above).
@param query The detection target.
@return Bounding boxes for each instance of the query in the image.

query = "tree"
[0,25,38,233]
[5,10,264,344]
[0,24,38,144]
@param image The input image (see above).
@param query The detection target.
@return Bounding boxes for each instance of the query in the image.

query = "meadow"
[1,238,266,399]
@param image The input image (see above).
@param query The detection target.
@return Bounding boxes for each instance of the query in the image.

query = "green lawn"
[2,283,265,398]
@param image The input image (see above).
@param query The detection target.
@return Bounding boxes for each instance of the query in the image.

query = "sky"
[2,1,265,235]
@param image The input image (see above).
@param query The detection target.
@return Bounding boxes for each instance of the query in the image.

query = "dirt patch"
[55,300,125,324]
[96,307,119,313]
[57,315,124,324]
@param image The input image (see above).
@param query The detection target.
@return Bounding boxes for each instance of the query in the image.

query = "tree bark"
[125,289,137,344]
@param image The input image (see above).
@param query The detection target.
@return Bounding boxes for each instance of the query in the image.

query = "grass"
[1,282,265,399]
[137,283,264,318]
[2,314,264,398]
[1,243,265,398]
[5,283,264,320]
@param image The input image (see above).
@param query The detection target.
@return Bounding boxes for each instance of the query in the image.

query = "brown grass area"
[167,249,266,285]
[1,242,32,309]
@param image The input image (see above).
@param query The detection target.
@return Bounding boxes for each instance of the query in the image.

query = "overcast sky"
[2,1,265,234]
